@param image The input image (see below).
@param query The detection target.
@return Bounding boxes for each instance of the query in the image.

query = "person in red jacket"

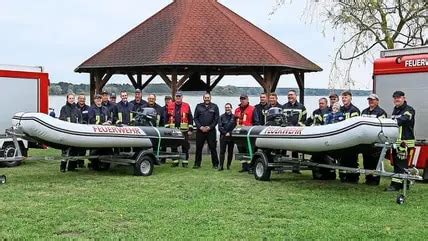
[164,92,193,167]
[234,93,255,172]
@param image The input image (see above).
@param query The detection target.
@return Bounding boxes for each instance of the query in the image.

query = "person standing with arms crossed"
[218,103,236,171]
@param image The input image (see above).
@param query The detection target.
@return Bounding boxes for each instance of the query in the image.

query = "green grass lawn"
[0,148,427,240]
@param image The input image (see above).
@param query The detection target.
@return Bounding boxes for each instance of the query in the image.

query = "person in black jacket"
[146,94,164,126]
[305,97,330,126]
[113,91,134,125]
[361,93,387,185]
[77,94,90,124]
[88,94,111,125]
[339,91,361,183]
[253,93,270,125]
[193,93,220,169]
[385,91,416,191]
[59,94,82,172]
[283,89,307,174]
[101,91,116,121]
[130,88,147,113]
[218,103,236,171]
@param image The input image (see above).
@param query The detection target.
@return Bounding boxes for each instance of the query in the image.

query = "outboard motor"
[265,107,288,127]
[134,108,158,126]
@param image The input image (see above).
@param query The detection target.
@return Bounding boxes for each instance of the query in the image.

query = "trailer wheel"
[254,156,271,181]
[396,194,406,205]
[1,144,22,167]
[134,155,154,176]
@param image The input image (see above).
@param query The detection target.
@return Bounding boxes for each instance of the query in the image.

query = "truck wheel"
[134,155,154,176]
[254,156,271,181]
[1,144,21,167]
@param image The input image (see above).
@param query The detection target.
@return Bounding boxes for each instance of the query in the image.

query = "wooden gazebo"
[75,0,322,103]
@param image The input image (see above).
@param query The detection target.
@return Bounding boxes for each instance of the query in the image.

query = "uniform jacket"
[362,106,387,118]
[114,101,134,125]
[282,101,307,126]
[59,102,82,123]
[146,103,164,127]
[391,101,415,147]
[219,112,236,137]
[340,103,360,120]
[165,102,193,130]
[77,103,90,124]
[254,103,270,125]
[194,102,219,131]
[306,108,330,126]
[130,99,148,113]
[235,104,255,127]
[88,105,110,125]
[102,101,116,121]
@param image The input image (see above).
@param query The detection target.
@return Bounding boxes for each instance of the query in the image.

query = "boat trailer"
[1,127,186,180]
[236,142,423,205]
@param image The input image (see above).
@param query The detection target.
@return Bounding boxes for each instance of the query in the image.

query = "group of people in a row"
[59,88,415,191]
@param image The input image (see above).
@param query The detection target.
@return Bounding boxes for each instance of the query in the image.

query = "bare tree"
[272,0,427,89]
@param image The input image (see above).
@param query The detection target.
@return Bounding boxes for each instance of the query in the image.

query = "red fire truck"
[0,65,50,167]
[373,46,428,180]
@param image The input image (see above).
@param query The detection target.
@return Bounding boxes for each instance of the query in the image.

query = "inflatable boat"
[11,112,185,149]
[232,116,399,153]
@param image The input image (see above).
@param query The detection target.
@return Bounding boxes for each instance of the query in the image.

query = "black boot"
[60,161,67,172]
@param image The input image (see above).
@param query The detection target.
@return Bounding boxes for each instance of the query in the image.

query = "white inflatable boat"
[233,116,399,153]
[11,112,185,149]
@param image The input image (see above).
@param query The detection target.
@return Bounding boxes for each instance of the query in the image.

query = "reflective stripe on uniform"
[403,111,413,120]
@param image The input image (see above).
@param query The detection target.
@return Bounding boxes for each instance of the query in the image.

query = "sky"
[0,0,375,90]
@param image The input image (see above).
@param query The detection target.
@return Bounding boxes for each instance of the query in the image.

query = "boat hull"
[232,117,399,153]
[11,112,185,149]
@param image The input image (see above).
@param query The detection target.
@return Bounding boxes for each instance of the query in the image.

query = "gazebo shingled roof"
[75,0,322,102]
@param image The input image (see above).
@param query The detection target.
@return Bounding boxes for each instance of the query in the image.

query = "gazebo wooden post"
[206,73,211,93]
[89,72,96,103]
[137,74,142,89]
[294,71,305,104]
[171,70,178,99]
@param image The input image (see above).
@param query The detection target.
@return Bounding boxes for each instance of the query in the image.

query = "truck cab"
[0,65,49,167]
[373,46,428,180]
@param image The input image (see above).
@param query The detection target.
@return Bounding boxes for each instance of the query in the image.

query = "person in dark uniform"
[59,94,82,172]
[77,94,90,124]
[130,88,147,113]
[361,93,387,185]
[102,91,116,121]
[75,94,90,168]
[165,92,193,167]
[283,89,307,174]
[385,91,416,191]
[146,94,164,126]
[193,93,220,169]
[254,93,270,125]
[113,90,134,125]
[88,94,111,125]
[305,97,330,126]
[218,103,236,171]
[339,91,361,183]
[159,96,173,164]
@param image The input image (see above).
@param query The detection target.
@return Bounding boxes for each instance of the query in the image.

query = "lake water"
[49,94,372,116]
